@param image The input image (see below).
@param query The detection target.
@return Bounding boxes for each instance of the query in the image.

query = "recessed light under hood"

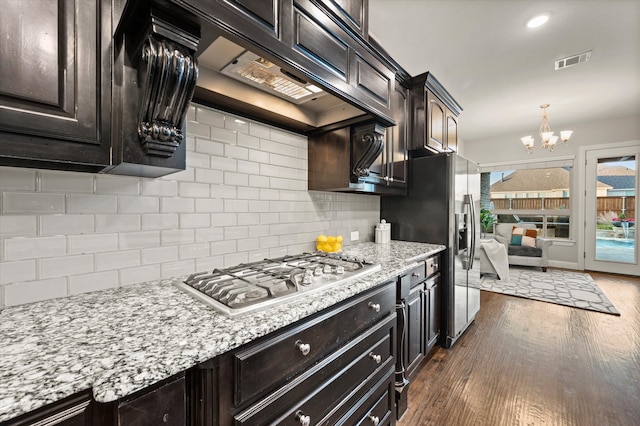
[221,51,326,104]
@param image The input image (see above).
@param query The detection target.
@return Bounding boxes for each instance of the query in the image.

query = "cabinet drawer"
[336,372,394,426]
[426,255,440,278]
[234,281,395,406]
[235,314,396,425]
[406,262,426,288]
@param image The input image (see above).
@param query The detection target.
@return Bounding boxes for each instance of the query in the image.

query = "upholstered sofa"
[481,223,552,273]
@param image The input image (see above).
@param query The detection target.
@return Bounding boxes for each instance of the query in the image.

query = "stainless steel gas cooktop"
[175,252,381,317]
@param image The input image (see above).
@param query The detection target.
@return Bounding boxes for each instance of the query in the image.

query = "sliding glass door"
[584,146,638,275]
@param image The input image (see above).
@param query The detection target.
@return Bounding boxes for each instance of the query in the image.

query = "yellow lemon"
[317,234,328,242]
[316,242,323,251]
[322,242,333,252]
[332,242,342,252]
[336,235,343,243]
[327,235,336,243]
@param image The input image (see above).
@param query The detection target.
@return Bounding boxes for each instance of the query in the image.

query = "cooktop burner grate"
[175,252,381,317]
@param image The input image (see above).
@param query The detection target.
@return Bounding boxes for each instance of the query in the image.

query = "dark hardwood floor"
[399,271,640,426]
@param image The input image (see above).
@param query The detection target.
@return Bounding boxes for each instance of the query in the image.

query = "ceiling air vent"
[555,51,592,70]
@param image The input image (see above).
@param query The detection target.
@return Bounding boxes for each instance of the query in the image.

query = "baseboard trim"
[549,260,579,270]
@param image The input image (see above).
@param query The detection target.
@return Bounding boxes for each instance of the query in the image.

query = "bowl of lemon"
[316,234,343,253]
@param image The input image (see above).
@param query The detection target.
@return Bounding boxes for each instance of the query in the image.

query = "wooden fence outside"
[490,196,635,220]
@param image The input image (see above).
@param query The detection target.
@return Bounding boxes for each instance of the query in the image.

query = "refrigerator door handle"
[468,194,476,270]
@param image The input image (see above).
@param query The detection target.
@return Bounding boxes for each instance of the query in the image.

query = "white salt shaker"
[375,219,391,244]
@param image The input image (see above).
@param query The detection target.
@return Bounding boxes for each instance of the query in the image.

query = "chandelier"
[520,104,573,153]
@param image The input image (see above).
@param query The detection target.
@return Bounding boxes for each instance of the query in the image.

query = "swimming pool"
[596,238,635,263]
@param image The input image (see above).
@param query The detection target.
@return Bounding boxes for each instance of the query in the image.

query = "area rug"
[478,267,620,316]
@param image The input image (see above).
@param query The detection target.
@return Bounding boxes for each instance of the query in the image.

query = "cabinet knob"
[368,415,380,425]
[162,413,169,423]
[389,177,394,182]
[295,410,311,426]
[368,302,381,313]
[295,340,311,356]
[412,272,421,278]
[369,352,382,364]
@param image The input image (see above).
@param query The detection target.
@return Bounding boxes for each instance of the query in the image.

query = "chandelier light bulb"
[560,130,573,142]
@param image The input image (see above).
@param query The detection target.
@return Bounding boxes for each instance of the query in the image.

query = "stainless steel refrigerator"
[380,153,480,348]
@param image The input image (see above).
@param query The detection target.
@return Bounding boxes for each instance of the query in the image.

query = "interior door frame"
[580,141,639,275]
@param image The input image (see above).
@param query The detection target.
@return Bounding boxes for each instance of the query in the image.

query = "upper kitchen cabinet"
[187,0,395,133]
[409,72,462,154]
[0,0,112,172]
[0,0,200,177]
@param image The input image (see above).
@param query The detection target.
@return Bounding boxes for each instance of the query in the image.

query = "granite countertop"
[0,241,444,423]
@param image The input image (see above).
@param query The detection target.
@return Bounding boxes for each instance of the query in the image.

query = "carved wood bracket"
[352,122,385,177]
[136,10,199,157]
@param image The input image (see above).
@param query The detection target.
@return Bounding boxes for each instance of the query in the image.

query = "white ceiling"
[368,0,640,143]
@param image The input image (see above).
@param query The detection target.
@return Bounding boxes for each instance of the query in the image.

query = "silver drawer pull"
[369,352,382,364]
[368,302,381,312]
[368,415,380,425]
[295,410,311,426]
[295,340,311,356]
[412,272,420,278]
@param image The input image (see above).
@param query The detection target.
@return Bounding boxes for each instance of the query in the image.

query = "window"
[484,165,572,239]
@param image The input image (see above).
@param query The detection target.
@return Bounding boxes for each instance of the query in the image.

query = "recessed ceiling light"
[526,14,550,28]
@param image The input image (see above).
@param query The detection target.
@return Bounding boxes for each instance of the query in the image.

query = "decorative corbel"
[352,122,385,177]
[136,10,199,157]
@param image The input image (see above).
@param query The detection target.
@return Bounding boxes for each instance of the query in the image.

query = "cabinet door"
[426,90,445,152]
[405,284,424,375]
[388,82,408,187]
[446,114,458,153]
[426,278,441,350]
[0,0,110,169]
[118,377,186,426]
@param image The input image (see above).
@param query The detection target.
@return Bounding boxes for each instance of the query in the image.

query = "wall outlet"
[350,231,359,241]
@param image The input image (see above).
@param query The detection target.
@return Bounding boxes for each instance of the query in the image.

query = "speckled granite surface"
[0,241,443,423]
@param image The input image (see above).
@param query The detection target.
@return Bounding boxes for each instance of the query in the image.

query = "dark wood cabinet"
[0,0,112,172]
[409,72,461,154]
[394,253,441,419]
[318,0,369,38]
[4,391,93,426]
[118,377,186,426]
[192,281,397,425]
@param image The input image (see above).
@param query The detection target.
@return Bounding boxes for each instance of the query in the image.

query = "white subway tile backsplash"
[178,182,210,198]
[40,170,94,193]
[142,213,179,230]
[237,133,260,150]
[0,104,380,308]
[95,214,141,233]
[0,259,37,284]
[224,172,249,187]
[178,242,209,260]
[69,233,118,254]
[0,215,37,237]
[119,231,160,249]
[118,196,159,213]
[161,197,195,213]
[141,246,179,264]
[179,213,211,229]
[161,229,195,246]
[237,160,260,175]
[3,192,65,214]
[161,259,195,278]
[195,138,224,156]
[96,249,141,272]
[68,194,117,214]
[225,144,249,160]
[40,254,94,279]
[195,106,225,127]
[195,169,224,184]
[5,277,68,307]
[186,120,211,139]
[96,175,140,195]
[223,200,248,213]
[120,264,161,286]
[141,179,178,197]
[210,127,237,145]
[0,167,37,190]
[4,236,66,261]
[69,271,119,295]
